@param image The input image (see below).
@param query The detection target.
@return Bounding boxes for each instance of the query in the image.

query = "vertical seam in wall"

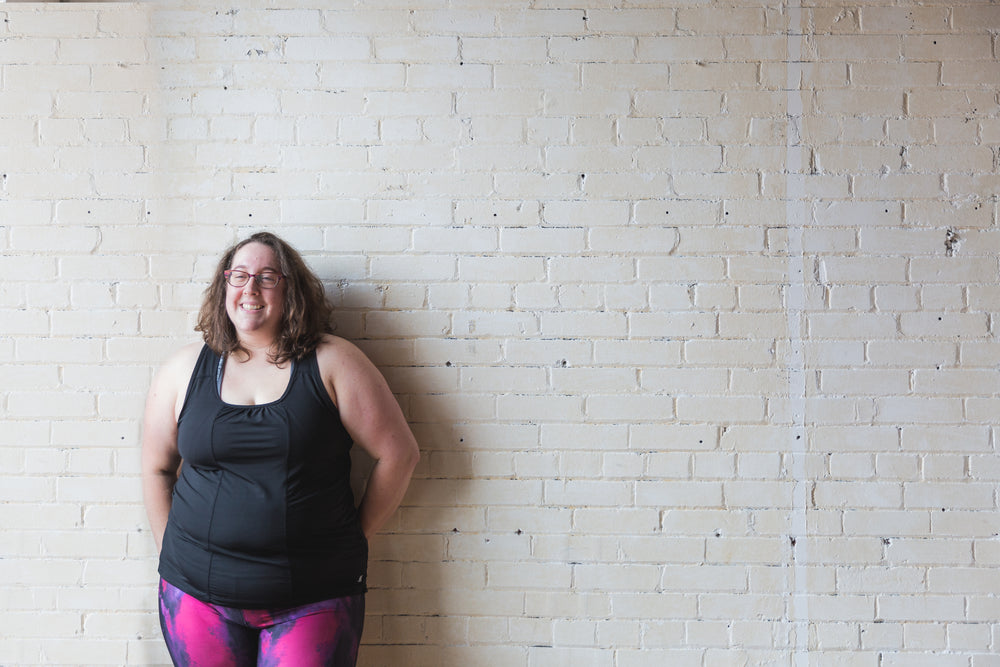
[785,0,810,662]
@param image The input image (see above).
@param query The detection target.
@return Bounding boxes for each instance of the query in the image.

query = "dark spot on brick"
[944,228,960,256]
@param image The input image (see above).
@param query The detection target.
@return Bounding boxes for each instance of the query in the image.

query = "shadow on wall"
[328,277,470,657]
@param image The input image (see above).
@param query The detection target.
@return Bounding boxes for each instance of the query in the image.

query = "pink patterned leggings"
[158,578,364,667]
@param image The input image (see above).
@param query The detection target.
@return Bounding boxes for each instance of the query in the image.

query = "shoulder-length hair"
[196,231,334,365]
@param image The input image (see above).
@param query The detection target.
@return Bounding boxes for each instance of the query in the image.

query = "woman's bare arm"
[140,344,199,552]
[319,336,420,541]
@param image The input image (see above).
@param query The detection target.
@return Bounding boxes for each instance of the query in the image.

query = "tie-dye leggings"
[158,578,365,667]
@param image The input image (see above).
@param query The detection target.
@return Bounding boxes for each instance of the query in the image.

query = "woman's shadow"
[329,279,474,665]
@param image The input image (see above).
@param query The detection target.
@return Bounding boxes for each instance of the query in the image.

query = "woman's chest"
[219,356,292,406]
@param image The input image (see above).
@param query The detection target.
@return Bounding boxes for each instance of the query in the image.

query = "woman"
[142,232,420,666]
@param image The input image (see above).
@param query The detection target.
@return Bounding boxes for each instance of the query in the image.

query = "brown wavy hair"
[196,231,334,365]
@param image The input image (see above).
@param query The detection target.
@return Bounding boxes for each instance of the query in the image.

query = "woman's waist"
[164,517,366,560]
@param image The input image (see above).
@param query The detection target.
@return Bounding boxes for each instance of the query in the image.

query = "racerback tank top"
[158,345,368,608]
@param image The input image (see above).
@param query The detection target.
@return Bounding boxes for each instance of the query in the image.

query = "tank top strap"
[300,348,319,381]
[193,344,220,377]
[297,347,340,414]
[177,345,221,424]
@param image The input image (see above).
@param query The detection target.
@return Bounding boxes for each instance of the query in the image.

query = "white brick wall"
[0,0,998,664]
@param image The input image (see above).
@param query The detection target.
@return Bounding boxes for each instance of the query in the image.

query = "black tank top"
[158,345,367,608]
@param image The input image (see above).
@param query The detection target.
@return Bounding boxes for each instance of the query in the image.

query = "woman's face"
[224,241,286,343]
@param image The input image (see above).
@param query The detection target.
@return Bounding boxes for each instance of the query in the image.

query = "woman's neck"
[234,336,277,363]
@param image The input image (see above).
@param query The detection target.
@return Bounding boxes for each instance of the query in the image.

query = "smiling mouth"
[240,304,264,311]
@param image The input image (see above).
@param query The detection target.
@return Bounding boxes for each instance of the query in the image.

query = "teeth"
[241,304,263,311]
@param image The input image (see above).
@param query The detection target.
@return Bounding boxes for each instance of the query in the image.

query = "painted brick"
[2,3,998,663]
[860,7,950,34]
[232,9,323,35]
[676,8,766,35]
[495,10,586,37]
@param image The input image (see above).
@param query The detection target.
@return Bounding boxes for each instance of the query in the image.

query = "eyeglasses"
[223,269,283,289]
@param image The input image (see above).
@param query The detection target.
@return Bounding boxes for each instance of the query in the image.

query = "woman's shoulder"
[312,335,372,408]
[167,340,205,365]
[156,341,205,384]
[315,334,359,362]
[145,341,205,417]
[314,334,377,373]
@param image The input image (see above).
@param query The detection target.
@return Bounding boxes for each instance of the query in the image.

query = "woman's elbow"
[401,441,420,472]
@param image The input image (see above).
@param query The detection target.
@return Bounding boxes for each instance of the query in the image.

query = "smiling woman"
[140,232,420,667]
[196,232,333,367]
[224,247,286,345]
